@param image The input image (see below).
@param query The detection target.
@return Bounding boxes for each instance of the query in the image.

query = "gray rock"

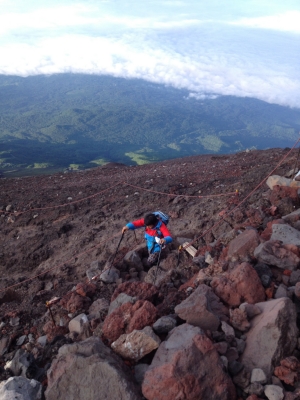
[100,267,119,283]
[108,293,136,316]
[233,368,251,389]
[271,224,300,246]
[261,274,272,287]
[0,376,42,400]
[134,364,149,385]
[0,337,9,356]
[228,361,244,376]
[5,349,44,381]
[86,262,102,281]
[45,336,142,400]
[221,321,235,342]
[89,298,109,319]
[175,284,228,331]
[152,316,176,334]
[251,368,267,384]
[239,303,262,319]
[240,297,298,379]
[264,384,284,400]
[290,270,300,286]
[254,240,300,270]
[124,251,143,271]
[16,335,27,346]
[235,338,246,355]
[245,382,264,396]
[274,284,288,299]
[37,336,47,348]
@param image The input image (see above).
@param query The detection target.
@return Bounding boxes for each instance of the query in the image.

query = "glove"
[155,237,161,244]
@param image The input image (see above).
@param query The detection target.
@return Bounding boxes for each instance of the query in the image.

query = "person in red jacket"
[122,213,172,265]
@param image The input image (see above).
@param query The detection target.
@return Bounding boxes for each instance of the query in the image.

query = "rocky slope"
[1,147,300,399]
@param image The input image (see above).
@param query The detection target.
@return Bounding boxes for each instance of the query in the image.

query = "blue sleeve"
[126,222,135,230]
[164,236,172,244]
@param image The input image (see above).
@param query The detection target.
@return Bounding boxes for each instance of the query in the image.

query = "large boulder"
[45,337,142,400]
[240,298,298,378]
[211,263,265,307]
[254,240,300,270]
[174,284,229,331]
[226,229,261,263]
[142,324,236,400]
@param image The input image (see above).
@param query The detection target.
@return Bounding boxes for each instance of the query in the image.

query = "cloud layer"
[0,0,300,108]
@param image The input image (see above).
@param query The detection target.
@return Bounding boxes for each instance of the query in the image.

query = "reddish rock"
[127,301,158,333]
[286,244,300,258]
[260,219,285,241]
[245,208,265,228]
[265,282,275,299]
[75,282,97,298]
[274,356,300,385]
[227,229,260,263]
[111,282,159,302]
[142,323,236,400]
[211,263,265,307]
[60,292,92,313]
[269,185,299,204]
[102,300,158,343]
[43,321,69,342]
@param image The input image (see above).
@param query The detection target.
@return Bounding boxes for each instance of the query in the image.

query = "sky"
[0,0,300,108]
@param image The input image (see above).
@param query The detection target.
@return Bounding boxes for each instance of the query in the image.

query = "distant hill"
[0,73,299,177]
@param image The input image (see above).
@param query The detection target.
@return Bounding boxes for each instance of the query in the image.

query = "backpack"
[153,211,169,226]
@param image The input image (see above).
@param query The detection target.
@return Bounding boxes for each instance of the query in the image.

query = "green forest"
[0,73,300,177]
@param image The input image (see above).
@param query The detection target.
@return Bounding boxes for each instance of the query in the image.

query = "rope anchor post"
[46,297,60,327]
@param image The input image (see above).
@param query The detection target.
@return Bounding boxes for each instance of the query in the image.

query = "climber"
[122,212,173,265]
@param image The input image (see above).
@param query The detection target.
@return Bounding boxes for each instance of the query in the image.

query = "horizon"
[0,0,299,108]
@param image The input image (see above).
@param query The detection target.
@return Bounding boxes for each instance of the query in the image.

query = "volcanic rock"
[226,229,260,263]
[142,323,236,400]
[102,300,158,343]
[211,262,265,306]
[0,376,42,400]
[254,240,300,270]
[45,336,142,400]
[175,284,229,331]
[111,282,159,303]
[111,326,161,362]
[240,297,298,378]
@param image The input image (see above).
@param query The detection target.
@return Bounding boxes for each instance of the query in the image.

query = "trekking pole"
[134,230,139,244]
[108,232,124,275]
[153,244,163,286]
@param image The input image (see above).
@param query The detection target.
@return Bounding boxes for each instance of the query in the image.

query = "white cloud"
[232,11,300,33]
[0,1,300,108]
